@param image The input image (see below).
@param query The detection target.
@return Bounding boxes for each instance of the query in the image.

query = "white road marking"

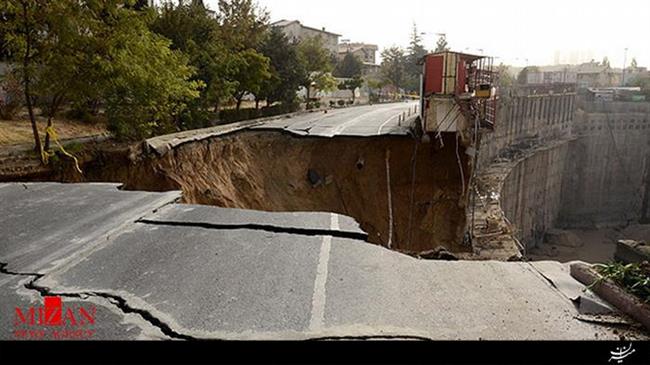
[376,113,401,135]
[309,213,338,331]
[327,103,413,136]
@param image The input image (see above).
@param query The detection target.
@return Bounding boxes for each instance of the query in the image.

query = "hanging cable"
[385,149,394,249]
[406,139,419,247]
[455,132,466,196]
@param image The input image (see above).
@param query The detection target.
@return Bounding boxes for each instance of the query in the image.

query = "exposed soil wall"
[132,131,471,253]
[45,131,472,254]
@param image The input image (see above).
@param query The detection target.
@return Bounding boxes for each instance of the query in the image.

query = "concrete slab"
[0,183,181,274]
[529,261,615,314]
[1,183,646,340]
[145,120,263,156]
[140,204,366,238]
[322,241,631,340]
[0,275,165,340]
[41,223,325,337]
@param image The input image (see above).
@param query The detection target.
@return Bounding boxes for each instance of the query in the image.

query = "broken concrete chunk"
[615,240,650,264]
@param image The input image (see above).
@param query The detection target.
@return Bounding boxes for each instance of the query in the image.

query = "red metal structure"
[421,51,498,131]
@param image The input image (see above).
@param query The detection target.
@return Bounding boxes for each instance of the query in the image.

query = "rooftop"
[271,19,342,37]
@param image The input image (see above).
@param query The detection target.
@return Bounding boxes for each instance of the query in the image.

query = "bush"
[314,101,321,108]
[177,102,215,130]
[337,100,345,106]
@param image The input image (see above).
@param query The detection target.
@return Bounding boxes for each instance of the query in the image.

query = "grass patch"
[591,261,650,303]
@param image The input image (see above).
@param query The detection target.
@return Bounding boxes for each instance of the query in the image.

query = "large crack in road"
[0,262,194,340]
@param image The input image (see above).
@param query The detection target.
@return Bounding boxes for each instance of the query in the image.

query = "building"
[271,19,340,54]
[337,43,378,65]
[574,61,620,88]
[526,65,577,85]
[586,87,646,102]
[337,42,380,77]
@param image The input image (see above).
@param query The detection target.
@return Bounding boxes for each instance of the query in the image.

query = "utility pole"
[621,47,628,86]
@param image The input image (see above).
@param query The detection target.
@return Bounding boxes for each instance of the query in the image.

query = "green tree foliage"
[516,66,540,85]
[631,76,650,99]
[380,46,407,91]
[434,34,449,53]
[334,52,362,78]
[1,0,53,154]
[338,76,363,103]
[630,58,638,70]
[496,63,515,88]
[297,36,333,101]
[601,56,610,68]
[217,0,271,110]
[99,6,202,140]
[404,23,427,92]
[218,0,269,51]
[257,27,306,105]
[152,0,235,121]
[2,0,201,148]
[230,49,271,110]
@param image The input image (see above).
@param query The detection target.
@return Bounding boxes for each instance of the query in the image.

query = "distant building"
[526,65,577,84]
[586,87,646,102]
[271,19,340,54]
[337,43,378,64]
[574,61,621,88]
[337,42,380,77]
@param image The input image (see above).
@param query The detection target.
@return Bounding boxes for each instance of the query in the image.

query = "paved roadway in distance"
[252,101,420,137]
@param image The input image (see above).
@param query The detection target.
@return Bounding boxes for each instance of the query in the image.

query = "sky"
[202,0,650,68]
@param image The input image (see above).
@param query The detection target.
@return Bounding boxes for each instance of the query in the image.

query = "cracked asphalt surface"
[1,183,647,340]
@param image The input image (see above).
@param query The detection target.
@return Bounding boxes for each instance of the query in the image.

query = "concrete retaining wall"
[475,91,650,250]
[558,101,650,227]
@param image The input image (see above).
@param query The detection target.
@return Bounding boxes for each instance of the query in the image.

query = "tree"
[98,5,202,140]
[380,46,406,91]
[405,22,427,92]
[601,56,610,68]
[334,52,362,78]
[257,27,306,105]
[338,76,363,103]
[630,58,638,70]
[631,76,650,99]
[217,0,272,110]
[496,63,515,88]
[230,49,271,110]
[218,0,269,51]
[434,34,449,53]
[1,0,52,155]
[297,36,333,101]
[516,66,539,85]
[152,0,236,117]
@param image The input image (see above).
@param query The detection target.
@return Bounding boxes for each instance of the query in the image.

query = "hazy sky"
[203,0,650,68]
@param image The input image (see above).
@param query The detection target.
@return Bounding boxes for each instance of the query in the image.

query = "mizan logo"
[14,296,96,339]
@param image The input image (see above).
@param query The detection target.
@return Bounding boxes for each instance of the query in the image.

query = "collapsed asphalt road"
[1,183,647,340]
